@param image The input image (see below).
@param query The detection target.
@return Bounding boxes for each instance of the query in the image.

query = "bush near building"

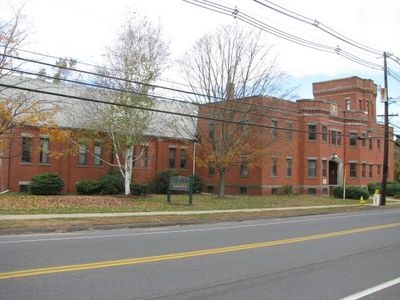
[76,173,124,195]
[333,186,369,200]
[368,182,400,197]
[29,173,65,195]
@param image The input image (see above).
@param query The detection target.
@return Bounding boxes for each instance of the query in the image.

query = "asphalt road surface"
[0,209,399,300]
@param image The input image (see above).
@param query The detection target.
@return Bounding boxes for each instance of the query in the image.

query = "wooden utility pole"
[381,51,389,205]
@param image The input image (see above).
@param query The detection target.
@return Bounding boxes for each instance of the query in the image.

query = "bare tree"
[82,12,169,195]
[0,4,28,77]
[180,24,292,197]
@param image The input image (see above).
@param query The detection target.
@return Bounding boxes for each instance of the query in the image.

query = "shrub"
[98,173,124,195]
[130,183,148,196]
[367,182,381,194]
[386,182,400,196]
[76,180,102,195]
[279,185,293,195]
[29,173,64,195]
[333,186,369,200]
[150,170,180,194]
[367,182,400,196]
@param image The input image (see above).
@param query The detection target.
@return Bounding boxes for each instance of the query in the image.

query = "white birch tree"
[84,12,169,195]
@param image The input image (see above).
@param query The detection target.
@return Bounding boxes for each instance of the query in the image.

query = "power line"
[185,0,387,72]
[253,0,383,55]
[3,52,312,119]
[3,65,306,127]
[2,51,390,139]
[0,81,320,136]
[14,47,200,92]
[1,77,388,142]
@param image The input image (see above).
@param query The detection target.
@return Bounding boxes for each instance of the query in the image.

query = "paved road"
[0,209,399,299]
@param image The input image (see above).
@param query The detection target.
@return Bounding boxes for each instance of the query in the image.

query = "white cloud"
[4,0,400,99]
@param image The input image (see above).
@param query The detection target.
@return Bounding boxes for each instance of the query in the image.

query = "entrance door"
[329,160,338,185]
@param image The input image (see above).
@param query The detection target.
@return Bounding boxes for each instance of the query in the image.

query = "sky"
[2,0,400,113]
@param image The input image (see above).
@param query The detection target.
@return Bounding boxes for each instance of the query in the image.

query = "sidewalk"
[0,204,371,221]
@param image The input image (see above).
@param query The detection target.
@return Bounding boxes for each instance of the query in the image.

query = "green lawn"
[0,193,365,215]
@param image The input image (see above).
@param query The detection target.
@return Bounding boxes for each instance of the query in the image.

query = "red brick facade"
[196,76,394,195]
[0,76,393,195]
[0,126,194,193]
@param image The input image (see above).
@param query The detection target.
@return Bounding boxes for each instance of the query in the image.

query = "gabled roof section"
[0,75,198,140]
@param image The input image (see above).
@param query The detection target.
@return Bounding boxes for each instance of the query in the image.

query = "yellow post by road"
[360,196,365,207]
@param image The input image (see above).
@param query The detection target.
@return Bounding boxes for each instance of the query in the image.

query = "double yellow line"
[1,222,399,280]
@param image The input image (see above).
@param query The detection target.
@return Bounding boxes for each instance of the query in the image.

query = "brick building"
[196,76,394,195]
[0,76,195,193]
[0,75,393,195]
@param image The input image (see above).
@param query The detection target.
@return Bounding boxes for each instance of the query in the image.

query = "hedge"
[29,173,64,195]
[333,186,369,200]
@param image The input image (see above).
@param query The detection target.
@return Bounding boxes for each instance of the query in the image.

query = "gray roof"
[0,75,197,140]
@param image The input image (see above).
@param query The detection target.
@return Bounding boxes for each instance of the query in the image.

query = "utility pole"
[381,51,389,205]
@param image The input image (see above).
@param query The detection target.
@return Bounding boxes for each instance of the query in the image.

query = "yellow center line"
[1,222,399,280]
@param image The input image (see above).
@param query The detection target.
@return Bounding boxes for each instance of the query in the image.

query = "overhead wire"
[2,0,396,138]
[0,80,320,136]
[253,0,383,55]
[186,0,400,85]
[13,47,200,92]
[2,52,312,119]
[185,0,399,104]
[1,79,388,140]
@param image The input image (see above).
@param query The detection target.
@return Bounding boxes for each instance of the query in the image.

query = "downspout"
[7,129,13,191]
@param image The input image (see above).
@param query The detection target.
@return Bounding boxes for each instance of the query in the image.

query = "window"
[362,163,366,177]
[180,148,187,169]
[208,164,216,176]
[271,120,278,139]
[240,120,249,138]
[345,98,351,110]
[349,163,357,178]
[240,160,249,177]
[271,157,278,177]
[329,130,342,145]
[78,144,87,165]
[377,139,381,149]
[322,126,327,142]
[21,137,33,163]
[286,122,292,140]
[168,148,176,169]
[19,184,29,193]
[369,164,373,177]
[286,158,292,177]
[136,145,148,168]
[39,137,49,164]
[330,131,337,145]
[361,133,367,147]
[322,160,327,177]
[369,139,373,150]
[208,122,215,139]
[308,159,317,177]
[377,165,381,176]
[359,99,362,110]
[239,187,248,195]
[307,188,317,195]
[366,101,370,114]
[349,133,357,146]
[308,124,317,141]
[94,143,102,166]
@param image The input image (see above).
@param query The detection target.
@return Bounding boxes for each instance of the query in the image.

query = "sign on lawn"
[167,175,193,205]
[170,176,191,191]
